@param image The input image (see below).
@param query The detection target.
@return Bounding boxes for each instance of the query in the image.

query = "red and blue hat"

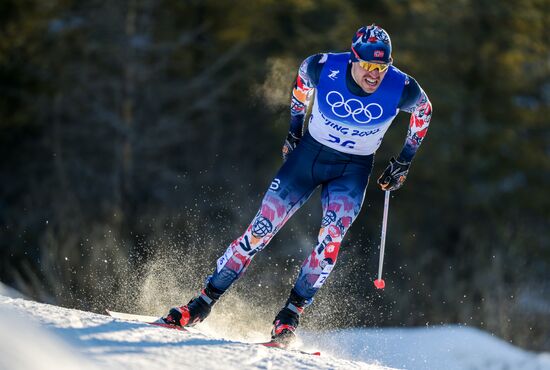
[350,24,392,64]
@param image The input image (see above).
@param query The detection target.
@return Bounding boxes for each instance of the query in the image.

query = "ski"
[106,310,188,331]
[257,341,321,356]
[106,310,161,323]
[107,310,321,355]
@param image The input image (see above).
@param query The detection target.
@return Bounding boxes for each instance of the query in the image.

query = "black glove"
[377,157,411,191]
[282,132,300,162]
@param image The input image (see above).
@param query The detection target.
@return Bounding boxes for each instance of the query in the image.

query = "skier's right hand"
[282,132,300,161]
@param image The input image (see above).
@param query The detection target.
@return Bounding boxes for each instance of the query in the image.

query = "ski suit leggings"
[209,131,374,302]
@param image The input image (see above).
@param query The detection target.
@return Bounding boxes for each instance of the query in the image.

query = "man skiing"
[160,24,432,346]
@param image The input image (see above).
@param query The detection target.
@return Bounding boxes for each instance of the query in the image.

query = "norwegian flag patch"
[374,50,385,57]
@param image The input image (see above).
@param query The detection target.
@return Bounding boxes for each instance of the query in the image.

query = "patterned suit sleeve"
[289,54,323,138]
[398,78,432,163]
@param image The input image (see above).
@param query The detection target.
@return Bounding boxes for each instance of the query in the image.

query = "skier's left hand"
[282,132,300,162]
[377,157,411,191]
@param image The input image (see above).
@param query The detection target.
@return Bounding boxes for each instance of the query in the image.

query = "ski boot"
[162,282,224,327]
[270,290,310,346]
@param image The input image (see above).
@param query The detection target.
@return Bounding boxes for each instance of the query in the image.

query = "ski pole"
[374,190,390,290]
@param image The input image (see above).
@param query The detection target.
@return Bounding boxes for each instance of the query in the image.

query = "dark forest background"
[1,0,548,352]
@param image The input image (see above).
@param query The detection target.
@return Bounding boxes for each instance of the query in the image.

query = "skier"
[161,24,432,345]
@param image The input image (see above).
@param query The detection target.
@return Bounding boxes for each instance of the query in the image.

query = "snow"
[0,293,549,370]
[0,282,26,299]
[302,327,550,370]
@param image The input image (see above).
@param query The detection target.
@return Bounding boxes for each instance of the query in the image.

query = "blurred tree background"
[1,0,548,351]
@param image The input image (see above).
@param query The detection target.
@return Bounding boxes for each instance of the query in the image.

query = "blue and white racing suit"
[208,52,432,306]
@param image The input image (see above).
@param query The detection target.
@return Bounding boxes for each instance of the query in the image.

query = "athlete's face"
[351,61,389,93]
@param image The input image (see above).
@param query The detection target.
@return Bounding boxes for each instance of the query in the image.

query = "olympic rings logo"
[325,91,383,123]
